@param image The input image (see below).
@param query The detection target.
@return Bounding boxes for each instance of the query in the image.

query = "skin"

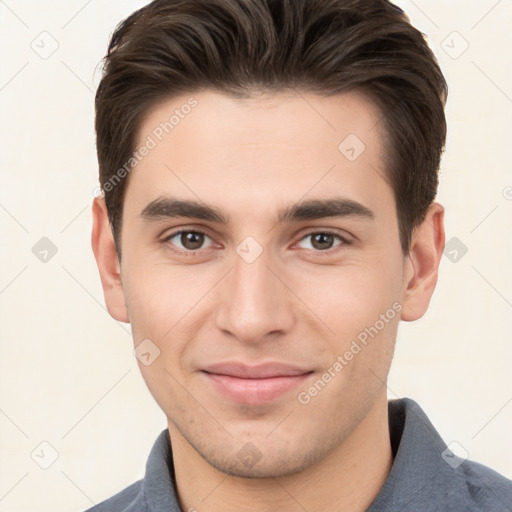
[91,90,445,512]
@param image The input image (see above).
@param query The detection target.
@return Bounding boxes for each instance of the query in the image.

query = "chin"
[193,436,327,479]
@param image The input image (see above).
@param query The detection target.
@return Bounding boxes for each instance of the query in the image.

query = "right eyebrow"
[140,197,228,224]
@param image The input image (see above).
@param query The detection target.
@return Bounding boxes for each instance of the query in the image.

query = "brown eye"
[164,230,213,253]
[297,232,347,252]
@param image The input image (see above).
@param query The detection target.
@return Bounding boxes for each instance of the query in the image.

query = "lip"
[201,362,313,404]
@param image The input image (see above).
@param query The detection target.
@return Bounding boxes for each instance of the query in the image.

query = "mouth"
[201,362,314,404]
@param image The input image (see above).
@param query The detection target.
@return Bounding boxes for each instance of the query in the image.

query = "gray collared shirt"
[85,398,512,511]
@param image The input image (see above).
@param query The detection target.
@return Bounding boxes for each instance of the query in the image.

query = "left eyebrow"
[139,196,375,225]
[276,198,375,224]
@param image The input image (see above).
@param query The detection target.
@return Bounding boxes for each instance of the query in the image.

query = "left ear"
[400,202,445,322]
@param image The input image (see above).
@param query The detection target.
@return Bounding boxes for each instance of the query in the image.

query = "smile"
[201,362,314,404]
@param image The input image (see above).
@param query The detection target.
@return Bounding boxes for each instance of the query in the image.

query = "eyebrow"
[139,196,375,225]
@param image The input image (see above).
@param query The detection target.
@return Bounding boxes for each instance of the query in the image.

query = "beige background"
[1,0,511,510]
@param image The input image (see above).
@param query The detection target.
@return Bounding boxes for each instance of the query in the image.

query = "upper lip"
[202,362,312,379]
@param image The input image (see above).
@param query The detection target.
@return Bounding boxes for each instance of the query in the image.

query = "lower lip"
[202,372,312,404]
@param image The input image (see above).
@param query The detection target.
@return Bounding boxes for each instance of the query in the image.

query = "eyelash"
[161,229,351,257]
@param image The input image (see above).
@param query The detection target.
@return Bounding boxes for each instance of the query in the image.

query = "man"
[88,0,512,510]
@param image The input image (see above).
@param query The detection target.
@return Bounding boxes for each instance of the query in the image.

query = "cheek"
[292,256,403,341]
[123,259,208,340]
[122,264,194,412]
[122,260,220,395]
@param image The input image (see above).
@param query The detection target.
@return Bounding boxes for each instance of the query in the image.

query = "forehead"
[124,90,393,226]
[136,89,385,157]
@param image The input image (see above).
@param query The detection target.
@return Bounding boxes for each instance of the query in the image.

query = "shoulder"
[83,479,145,512]
[82,428,177,511]
[380,398,512,511]
[447,458,512,511]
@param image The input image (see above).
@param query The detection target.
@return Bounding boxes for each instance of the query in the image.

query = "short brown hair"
[95,0,447,257]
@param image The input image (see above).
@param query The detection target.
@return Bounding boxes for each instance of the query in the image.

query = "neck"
[169,394,392,512]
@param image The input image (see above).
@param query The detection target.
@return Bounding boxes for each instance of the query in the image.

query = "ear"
[91,197,130,323]
[400,202,445,322]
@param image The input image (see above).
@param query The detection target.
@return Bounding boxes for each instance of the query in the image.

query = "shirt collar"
[140,426,181,511]
[367,397,453,511]
[140,398,455,511]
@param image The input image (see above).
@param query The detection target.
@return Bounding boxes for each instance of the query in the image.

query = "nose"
[214,244,296,344]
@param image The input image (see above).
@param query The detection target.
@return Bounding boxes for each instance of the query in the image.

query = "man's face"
[116,90,409,477]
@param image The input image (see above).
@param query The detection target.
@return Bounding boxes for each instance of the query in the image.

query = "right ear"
[91,196,130,323]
